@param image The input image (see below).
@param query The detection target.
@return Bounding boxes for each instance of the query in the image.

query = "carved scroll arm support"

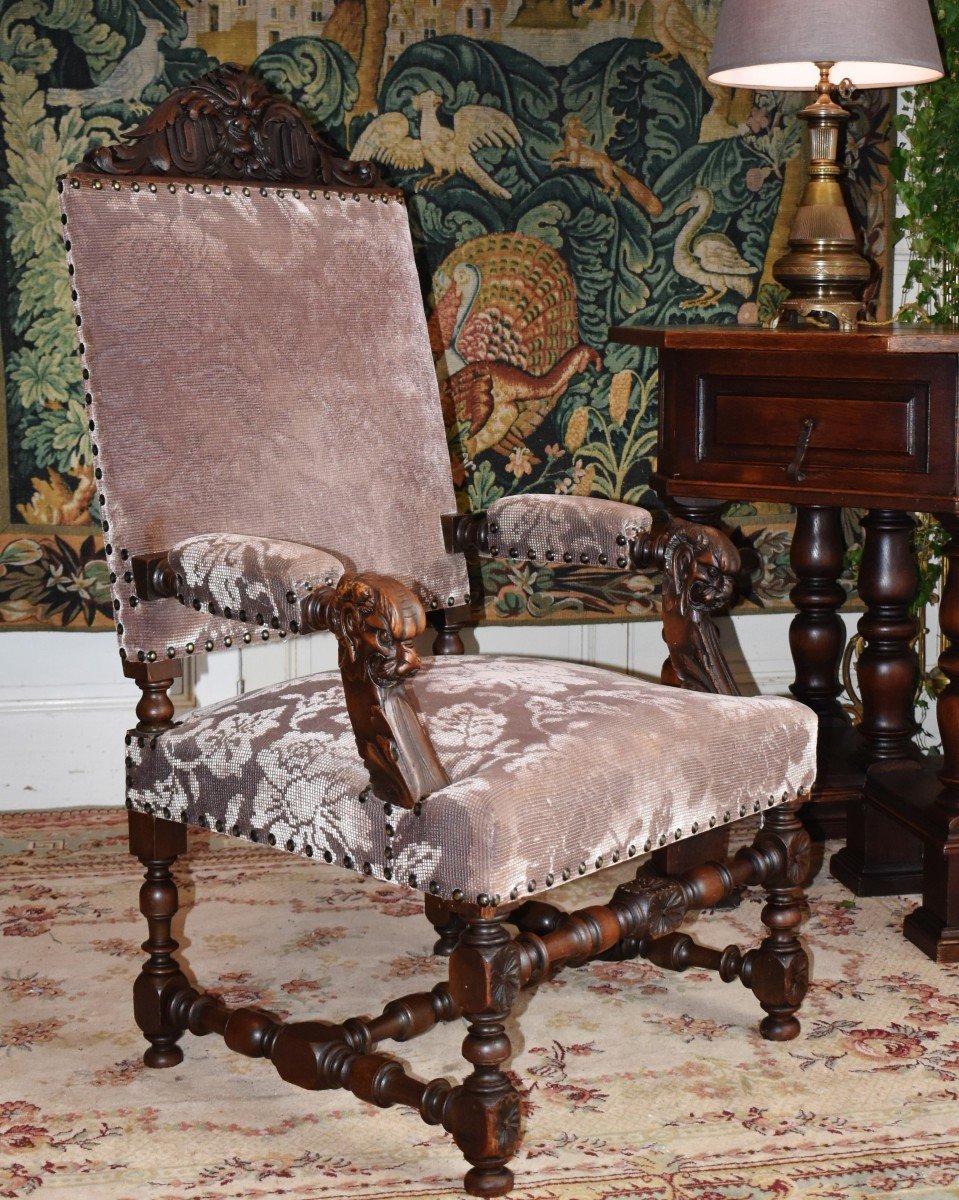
[443,511,740,696]
[133,553,449,810]
[656,517,740,696]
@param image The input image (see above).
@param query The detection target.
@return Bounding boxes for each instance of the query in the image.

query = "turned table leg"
[788,505,859,839]
[855,510,920,762]
[788,506,847,722]
[831,509,924,895]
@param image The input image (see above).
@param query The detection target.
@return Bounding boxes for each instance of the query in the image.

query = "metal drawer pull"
[786,416,818,483]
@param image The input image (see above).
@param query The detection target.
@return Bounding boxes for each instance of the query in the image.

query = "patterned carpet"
[3,807,959,1199]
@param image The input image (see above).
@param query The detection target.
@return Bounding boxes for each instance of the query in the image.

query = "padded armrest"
[167,533,345,632]
[443,504,741,696]
[483,494,653,567]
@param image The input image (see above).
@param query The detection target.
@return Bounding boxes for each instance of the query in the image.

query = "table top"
[608,324,959,354]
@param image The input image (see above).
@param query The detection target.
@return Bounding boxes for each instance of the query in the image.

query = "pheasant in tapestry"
[351,91,522,199]
[429,235,602,463]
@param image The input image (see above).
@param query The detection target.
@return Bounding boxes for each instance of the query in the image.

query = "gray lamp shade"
[708,0,943,90]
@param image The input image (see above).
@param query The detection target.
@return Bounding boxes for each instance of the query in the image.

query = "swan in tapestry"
[673,186,758,309]
[351,91,523,200]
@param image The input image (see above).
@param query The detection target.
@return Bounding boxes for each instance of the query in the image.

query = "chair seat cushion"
[127,656,817,904]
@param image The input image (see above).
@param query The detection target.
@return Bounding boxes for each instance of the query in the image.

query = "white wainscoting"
[0,610,861,813]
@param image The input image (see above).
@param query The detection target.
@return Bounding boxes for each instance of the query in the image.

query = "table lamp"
[708,0,943,331]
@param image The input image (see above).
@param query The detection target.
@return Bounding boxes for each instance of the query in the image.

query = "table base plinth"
[836,758,959,960]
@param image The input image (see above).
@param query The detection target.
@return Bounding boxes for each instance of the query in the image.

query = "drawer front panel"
[703,379,926,471]
[661,350,958,501]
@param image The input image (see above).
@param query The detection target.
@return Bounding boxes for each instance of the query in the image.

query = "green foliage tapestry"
[0,0,892,630]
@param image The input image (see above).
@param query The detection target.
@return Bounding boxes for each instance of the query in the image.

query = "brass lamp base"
[770,63,872,332]
[771,297,866,333]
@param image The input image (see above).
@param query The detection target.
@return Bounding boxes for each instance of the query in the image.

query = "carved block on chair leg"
[748,800,811,1042]
[446,916,522,1198]
[425,894,467,956]
[128,808,190,1068]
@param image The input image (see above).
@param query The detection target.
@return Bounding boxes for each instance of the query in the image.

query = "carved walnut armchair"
[60,65,818,1198]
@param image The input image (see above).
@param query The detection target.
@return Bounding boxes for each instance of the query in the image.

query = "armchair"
[60,65,818,1198]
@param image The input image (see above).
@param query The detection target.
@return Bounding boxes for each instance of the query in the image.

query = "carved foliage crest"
[82,63,380,190]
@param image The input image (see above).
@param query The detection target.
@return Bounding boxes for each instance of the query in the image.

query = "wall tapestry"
[0,0,892,630]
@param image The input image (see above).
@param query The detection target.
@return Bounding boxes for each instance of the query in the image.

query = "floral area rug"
[2,806,959,1199]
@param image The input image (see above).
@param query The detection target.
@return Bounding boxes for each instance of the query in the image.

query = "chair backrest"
[59,65,468,666]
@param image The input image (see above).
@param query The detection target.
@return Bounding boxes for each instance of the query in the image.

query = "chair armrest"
[444,502,741,695]
[135,533,345,633]
[134,545,450,808]
[447,494,653,568]
[302,574,451,809]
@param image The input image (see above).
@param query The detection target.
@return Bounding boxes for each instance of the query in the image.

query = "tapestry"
[0,0,892,631]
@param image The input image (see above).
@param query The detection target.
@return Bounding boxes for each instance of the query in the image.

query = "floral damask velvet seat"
[61,66,818,1199]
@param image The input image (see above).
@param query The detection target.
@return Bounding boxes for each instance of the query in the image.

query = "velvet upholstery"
[484,494,653,565]
[127,654,819,903]
[59,177,469,663]
[167,533,344,633]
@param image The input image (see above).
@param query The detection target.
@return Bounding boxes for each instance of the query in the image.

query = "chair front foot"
[425,894,467,956]
[446,915,522,1197]
[749,799,811,1042]
[463,1164,515,1198]
[128,809,190,1067]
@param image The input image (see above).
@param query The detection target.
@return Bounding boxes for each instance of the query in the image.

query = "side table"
[609,323,959,961]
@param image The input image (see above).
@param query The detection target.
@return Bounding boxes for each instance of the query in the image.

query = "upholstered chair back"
[60,176,469,664]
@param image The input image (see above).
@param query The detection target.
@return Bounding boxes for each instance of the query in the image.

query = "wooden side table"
[609,323,959,961]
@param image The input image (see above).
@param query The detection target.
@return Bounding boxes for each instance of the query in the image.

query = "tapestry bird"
[47,18,166,108]
[673,186,758,308]
[351,90,522,199]
[648,0,712,70]
[428,235,602,462]
[647,0,735,139]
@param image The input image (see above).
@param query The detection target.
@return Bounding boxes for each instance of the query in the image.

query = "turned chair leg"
[446,915,523,1198]
[748,798,811,1041]
[425,894,467,956]
[128,808,190,1068]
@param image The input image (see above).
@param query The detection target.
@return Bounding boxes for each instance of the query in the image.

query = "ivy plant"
[892,4,959,321]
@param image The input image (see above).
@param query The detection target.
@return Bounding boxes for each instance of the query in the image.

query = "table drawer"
[661,350,958,502]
